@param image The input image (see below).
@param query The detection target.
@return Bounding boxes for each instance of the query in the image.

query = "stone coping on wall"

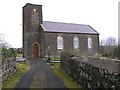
[71,57,119,74]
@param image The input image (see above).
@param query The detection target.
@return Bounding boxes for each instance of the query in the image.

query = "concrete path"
[15,59,68,89]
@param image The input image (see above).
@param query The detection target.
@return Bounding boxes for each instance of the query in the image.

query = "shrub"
[61,50,76,60]
[2,47,16,60]
[112,47,118,59]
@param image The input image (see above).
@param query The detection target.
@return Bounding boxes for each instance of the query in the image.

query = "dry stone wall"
[2,58,16,81]
[60,57,120,89]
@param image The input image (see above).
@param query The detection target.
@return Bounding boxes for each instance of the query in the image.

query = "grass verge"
[2,60,30,89]
[52,63,84,89]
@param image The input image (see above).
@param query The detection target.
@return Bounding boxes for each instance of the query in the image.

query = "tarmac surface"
[15,58,68,89]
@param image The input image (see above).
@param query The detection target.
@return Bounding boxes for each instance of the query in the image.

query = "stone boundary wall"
[60,57,120,89]
[2,58,16,81]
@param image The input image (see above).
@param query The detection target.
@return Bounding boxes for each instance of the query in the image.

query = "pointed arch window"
[88,37,92,48]
[57,35,63,49]
[73,35,79,49]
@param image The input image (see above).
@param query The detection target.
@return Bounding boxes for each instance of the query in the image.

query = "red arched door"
[33,44,39,58]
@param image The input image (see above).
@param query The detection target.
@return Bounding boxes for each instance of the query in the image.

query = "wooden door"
[33,44,39,58]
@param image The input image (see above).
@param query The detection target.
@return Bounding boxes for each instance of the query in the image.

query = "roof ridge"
[43,21,87,26]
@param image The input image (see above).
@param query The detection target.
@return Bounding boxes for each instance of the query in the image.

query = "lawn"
[17,53,23,57]
[2,60,30,89]
[52,63,84,89]
[52,57,60,61]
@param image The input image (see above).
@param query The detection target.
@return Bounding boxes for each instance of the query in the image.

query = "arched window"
[88,37,92,48]
[73,35,79,49]
[57,35,63,49]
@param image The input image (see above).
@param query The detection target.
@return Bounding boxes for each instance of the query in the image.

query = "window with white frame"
[88,36,92,48]
[57,35,63,49]
[73,35,79,49]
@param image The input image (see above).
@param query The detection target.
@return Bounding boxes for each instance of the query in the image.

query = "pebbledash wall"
[44,32,99,57]
[61,57,120,89]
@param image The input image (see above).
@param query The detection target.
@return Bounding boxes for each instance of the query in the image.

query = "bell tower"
[23,3,43,58]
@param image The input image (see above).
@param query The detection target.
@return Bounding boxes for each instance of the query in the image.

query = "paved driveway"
[15,59,68,89]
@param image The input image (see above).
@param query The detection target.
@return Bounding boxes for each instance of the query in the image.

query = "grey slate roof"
[42,21,99,34]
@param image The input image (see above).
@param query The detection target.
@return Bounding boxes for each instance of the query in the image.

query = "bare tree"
[0,34,10,48]
[99,37,118,58]
[0,34,4,48]
[100,39,106,46]
[105,37,117,46]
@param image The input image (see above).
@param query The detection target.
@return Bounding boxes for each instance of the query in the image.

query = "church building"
[23,3,99,59]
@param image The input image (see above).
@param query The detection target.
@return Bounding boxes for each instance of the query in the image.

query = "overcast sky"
[0,0,118,48]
